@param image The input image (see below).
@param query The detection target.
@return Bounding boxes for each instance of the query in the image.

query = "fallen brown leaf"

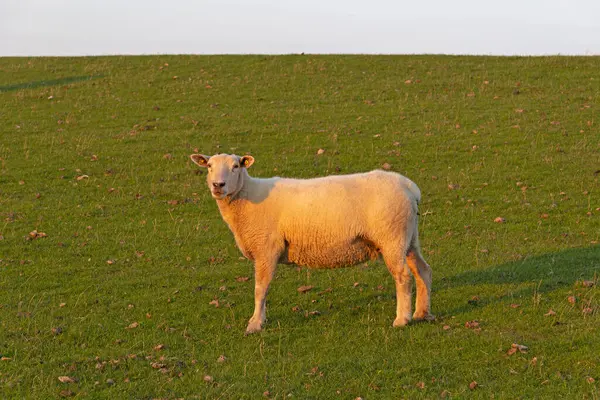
[317,287,333,295]
[126,322,139,329]
[464,320,480,329]
[58,376,76,383]
[236,276,250,282]
[297,285,313,293]
[469,381,478,390]
[568,296,576,305]
[494,217,505,223]
[28,230,48,240]
[544,309,556,316]
[507,343,528,355]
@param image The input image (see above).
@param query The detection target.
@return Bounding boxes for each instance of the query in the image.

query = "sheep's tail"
[405,180,422,253]
[406,180,421,205]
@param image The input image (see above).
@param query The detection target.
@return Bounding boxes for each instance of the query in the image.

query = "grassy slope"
[0,55,599,399]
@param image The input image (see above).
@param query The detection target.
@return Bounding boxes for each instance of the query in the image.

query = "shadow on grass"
[439,246,600,317]
[446,246,600,289]
[0,75,103,92]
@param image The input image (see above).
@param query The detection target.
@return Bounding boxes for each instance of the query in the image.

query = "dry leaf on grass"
[297,285,313,293]
[507,343,528,356]
[58,376,76,383]
[126,322,139,329]
[464,320,480,329]
[27,230,48,240]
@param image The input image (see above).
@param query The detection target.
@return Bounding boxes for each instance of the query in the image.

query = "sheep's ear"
[240,155,254,169]
[190,154,210,167]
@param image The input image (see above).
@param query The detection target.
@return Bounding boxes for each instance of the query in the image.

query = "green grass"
[1,54,599,399]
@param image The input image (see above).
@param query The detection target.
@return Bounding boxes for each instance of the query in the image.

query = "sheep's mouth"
[211,191,227,199]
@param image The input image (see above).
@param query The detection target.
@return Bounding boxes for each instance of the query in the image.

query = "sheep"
[190,153,434,334]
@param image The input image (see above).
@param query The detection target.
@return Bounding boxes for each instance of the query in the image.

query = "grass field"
[1,55,599,399]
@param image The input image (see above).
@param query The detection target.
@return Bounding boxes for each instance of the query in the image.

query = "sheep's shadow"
[444,246,599,290]
[435,245,600,317]
[0,75,103,92]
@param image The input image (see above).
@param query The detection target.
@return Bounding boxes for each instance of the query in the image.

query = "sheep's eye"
[207,164,212,169]
[233,164,239,169]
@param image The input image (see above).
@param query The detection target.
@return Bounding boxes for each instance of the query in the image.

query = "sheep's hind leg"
[382,249,412,327]
[246,258,276,334]
[406,249,434,321]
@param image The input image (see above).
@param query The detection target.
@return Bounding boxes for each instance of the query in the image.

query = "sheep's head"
[190,153,255,200]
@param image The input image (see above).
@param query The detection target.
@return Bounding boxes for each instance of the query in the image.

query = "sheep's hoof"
[245,320,263,335]
[413,312,436,322]
[392,316,411,327]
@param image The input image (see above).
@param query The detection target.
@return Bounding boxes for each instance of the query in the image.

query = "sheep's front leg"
[246,258,277,334]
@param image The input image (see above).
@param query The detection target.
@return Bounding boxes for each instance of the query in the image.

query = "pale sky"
[2,0,600,56]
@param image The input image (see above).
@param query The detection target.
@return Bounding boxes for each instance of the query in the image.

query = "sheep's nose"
[212,182,226,188]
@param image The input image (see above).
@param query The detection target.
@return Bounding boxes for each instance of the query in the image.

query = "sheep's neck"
[214,171,254,231]
[214,173,256,259]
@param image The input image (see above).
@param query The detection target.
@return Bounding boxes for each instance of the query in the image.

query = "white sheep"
[190,153,434,334]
